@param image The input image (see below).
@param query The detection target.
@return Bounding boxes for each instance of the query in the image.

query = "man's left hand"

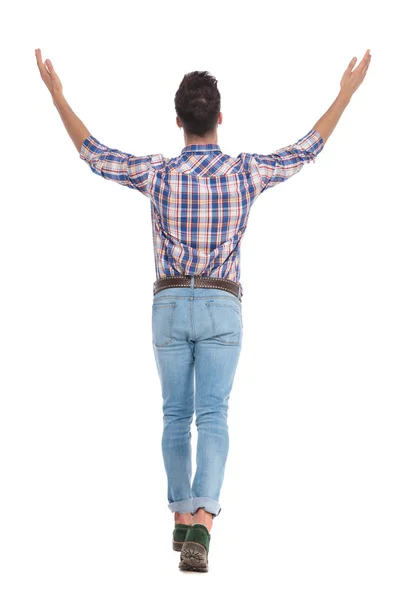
[35,48,63,100]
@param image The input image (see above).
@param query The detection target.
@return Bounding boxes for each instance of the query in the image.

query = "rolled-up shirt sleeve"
[79,134,164,197]
[250,129,324,192]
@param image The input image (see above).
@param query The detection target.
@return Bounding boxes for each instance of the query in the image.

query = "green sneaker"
[179,524,211,572]
[172,523,192,552]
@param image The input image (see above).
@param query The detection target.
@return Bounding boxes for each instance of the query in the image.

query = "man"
[35,48,371,573]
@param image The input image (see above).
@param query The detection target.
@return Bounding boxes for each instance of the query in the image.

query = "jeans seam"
[154,295,241,308]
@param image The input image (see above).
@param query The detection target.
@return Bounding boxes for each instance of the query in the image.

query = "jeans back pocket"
[205,301,242,346]
[152,302,177,347]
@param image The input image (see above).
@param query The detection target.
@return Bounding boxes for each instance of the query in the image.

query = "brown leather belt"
[153,275,241,301]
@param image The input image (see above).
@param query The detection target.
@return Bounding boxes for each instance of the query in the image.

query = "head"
[175,70,223,146]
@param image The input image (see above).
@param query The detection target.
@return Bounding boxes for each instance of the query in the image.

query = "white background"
[1,0,399,597]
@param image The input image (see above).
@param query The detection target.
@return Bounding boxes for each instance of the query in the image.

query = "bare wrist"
[52,93,67,109]
[338,89,352,106]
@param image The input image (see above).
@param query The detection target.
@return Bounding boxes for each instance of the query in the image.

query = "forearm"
[52,93,91,153]
[312,90,352,145]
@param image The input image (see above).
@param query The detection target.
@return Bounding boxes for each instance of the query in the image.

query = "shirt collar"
[181,143,222,154]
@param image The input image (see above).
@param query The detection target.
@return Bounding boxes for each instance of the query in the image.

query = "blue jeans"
[151,277,243,518]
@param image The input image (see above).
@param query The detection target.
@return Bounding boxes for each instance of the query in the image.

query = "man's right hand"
[311,49,372,144]
[340,49,372,100]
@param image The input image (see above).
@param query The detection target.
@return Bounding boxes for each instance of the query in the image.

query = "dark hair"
[174,71,221,137]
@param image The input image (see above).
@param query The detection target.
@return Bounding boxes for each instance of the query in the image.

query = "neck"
[184,132,218,146]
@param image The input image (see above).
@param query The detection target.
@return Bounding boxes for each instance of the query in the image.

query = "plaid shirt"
[80,129,324,297]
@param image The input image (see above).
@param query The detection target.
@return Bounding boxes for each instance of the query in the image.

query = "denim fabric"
[151,277,243,517]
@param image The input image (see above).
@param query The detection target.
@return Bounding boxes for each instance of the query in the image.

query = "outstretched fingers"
[35,48,46,75]
[354,49,371,75]
[347,56,357,72]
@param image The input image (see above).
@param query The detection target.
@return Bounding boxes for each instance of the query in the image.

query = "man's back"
[80,130,323,296]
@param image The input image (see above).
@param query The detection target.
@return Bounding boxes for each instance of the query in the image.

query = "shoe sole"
[179,541,209,573]
[173,540,184,552]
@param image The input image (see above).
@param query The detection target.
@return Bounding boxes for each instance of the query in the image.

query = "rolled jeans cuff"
[191,497,221,518]
[168,498,193,514]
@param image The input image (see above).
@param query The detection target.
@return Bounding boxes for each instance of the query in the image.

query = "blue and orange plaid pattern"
[80,129,324,297]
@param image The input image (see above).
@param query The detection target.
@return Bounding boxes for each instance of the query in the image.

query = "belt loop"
[190,276,195,290]
[238,284,242,301]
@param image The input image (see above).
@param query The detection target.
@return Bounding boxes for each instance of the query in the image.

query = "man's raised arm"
[312,49,371,144]
[35,48,164,196]
[35,49,90,152]
[251,49,371,192]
